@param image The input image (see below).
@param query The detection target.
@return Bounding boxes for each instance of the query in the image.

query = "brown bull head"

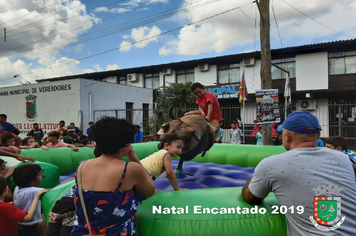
[157,118,199,153]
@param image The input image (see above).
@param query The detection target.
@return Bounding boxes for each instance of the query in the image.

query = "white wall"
[296,52,328,91]
[194,65,217,85]
[243,60,262,93]
[0,80,81,137]
[296,98,329,137]
[80,79,153,132]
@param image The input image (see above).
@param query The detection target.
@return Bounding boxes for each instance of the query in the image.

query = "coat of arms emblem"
[310,185,345,231]
[25,95,37,121]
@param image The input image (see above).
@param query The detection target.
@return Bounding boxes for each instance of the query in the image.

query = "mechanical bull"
[157,107,216,178]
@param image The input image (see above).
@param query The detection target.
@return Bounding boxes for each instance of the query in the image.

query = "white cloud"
[0,0,100,87]
[160,0,356,56]
[0,55,89,87]
[83,69,95,73]
[107,64,120,70]
[132,26,162,48]
[94,6,128,13]
[94,7,109,12]
[75,43,85,53]
[119,41,132,52]
[94,64,103,71]
[120,26,162,51]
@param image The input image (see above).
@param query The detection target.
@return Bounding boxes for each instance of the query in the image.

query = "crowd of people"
[1,82,356,235]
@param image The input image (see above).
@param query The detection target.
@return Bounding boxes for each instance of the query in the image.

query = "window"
[176,69,194,83]
[144,73,160,89]
[217,64,240,84]
[119,76,127,85]
[126,102,133,123]
[143,103,149,134]
[271,58,296,79]
[329,51,356,75]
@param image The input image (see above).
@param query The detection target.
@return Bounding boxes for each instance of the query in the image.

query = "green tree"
[147,82,196,136]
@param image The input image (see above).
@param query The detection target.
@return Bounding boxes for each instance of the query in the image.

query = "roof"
[37,38,356,83]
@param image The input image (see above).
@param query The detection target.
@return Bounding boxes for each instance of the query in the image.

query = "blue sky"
[0,0,355,87]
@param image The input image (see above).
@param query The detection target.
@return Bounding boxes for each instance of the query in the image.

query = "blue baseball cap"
[280,111,322,134]
[277,125,283,133]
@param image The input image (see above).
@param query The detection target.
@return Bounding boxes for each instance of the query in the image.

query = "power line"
[281,0,354,39]
[0,0,65,27]
[0,0,97,37]
[12,3,250,81]
[6,0,125,39]
[0,0,220,59]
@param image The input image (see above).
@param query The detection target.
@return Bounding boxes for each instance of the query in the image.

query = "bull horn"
[192,131,201,141]
[169,105,176,120]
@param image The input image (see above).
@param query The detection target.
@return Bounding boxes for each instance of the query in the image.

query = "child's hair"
[157,134,184,150]
[93,117,135,154]
[22,137,33,146]
[11,129,20,135]
[145,137,154,142]
[190,82,204,92]
[0,114,7,120]
[48,131,60,139]
[0,175,8,193]
[81,138,90,145]
[0,158,4,167]
[325,136,348,151]
[1,133,14,144]
[13,164,42,188]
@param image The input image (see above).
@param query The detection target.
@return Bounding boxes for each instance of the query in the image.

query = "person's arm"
[164,154,188,191]
[126,145,143,166]
[198,106,206,116]
[184,110,201,116]
[41,143,49,150]
[29,142,40,148]
[4,166,15,178]
[241,177,264,205]
[27,130,33,137]
[131,163,155,197]
[205,102,213,121]
[19,145,30,149]
[23,189,49,222]
[42,137,48,146]
[0,148,36,162]
[67,144,79,152]
[12,134,22,147]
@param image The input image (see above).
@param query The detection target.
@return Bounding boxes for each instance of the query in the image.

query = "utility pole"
[256,0,272,145]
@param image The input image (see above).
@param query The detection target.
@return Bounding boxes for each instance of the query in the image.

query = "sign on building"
[255,89,281,124]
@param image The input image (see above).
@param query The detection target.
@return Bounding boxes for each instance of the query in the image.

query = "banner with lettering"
[206,83,240,99]
[255,89,281,124]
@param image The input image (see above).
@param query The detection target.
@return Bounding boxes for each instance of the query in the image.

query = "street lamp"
[14,74,31,84]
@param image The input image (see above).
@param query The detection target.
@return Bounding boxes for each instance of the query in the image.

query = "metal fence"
[93,101,356,148]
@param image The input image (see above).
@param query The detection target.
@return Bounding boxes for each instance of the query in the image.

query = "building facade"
[36,39,356,143]
[0,79,153,137]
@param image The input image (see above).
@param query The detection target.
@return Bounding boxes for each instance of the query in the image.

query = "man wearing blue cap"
[242,110,356,235]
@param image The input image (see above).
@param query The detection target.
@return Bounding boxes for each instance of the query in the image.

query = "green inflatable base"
[1,143,288,235]
[137,187,287,236]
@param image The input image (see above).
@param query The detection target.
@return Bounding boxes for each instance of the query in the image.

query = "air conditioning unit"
[127,73,138,82]
[199,64,209,72]
[243,58,255,66]
[299,100,317,110]
[162,68,172,75]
